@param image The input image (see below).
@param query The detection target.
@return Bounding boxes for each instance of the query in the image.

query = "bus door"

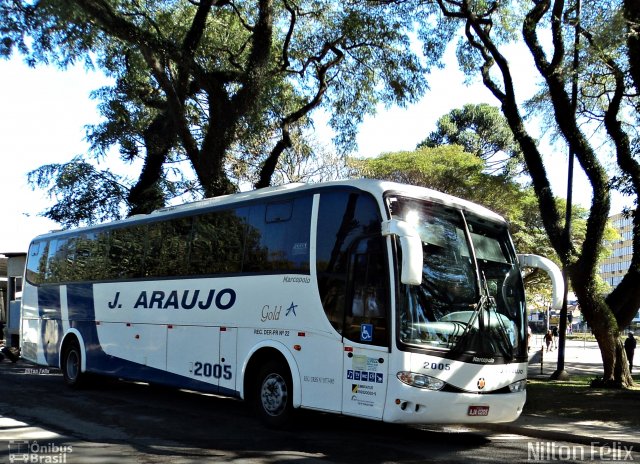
[341,237,390,419]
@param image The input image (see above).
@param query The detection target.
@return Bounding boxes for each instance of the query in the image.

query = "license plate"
[468,405,490,416]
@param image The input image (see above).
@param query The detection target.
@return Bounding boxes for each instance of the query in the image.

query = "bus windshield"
[388,196,527,360]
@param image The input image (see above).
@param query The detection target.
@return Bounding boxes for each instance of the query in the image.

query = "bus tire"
[61,339,86,388]
[254,359,294,428]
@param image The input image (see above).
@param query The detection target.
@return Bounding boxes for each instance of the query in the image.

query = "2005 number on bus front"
[190,362,233,380]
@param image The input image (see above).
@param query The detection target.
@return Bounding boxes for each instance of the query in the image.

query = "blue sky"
[0,47,624,253]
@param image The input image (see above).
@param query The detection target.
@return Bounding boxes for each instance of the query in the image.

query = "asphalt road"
[0,350,633,464]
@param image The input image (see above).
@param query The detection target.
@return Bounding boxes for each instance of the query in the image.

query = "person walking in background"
[544,330,553,352]
[624,332,636,372]
[552,326,559,349]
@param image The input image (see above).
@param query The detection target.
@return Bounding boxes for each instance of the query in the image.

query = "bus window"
[345,237,389,346]
[265,201,293,223]
[244,196,312,273]
[145,216,193,277]
[74,232,110,281]
[108,226,145,279]
[26,241,48,284]
[191,208,248,275]
[316,191,383,334]
[163,217,193,276]
[45,238,75,283]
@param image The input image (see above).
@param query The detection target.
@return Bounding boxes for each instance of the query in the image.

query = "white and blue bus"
[20,180,562,426]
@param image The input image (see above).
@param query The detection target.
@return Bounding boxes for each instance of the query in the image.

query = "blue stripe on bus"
[38,285,61,318]
[67,283,95,320]
[42,319,63,366]
[38,286,62,366]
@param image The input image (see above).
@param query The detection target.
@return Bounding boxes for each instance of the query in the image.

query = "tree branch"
[458,0,565,254]
[255,45,345,188]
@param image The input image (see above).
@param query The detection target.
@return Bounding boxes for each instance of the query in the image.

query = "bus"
[20,179,562,426]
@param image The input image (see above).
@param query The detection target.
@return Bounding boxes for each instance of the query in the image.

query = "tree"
[266,135,350,185]
[350,145,485,198]
[411,0,639,386]
[2,0,430,223]
[418,103,525,176]
[26,157,130,227]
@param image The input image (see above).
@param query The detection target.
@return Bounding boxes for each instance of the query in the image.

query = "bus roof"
[28,179,507,241]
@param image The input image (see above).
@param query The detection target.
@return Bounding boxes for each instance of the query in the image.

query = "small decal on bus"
[260,302,298,322]
[282,276,311,283]
[360,323,373,342]
[253,329,291,336]
[346,370,383,383]
[303,375,335,384]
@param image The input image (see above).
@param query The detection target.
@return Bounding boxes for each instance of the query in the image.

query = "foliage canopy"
[1,0,435,222]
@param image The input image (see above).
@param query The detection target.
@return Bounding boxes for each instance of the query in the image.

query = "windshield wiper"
[480,272,515,360]
[450,289,487,354]
[451,272,515,360]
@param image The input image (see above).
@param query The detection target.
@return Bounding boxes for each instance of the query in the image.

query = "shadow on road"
[0,360,491,463]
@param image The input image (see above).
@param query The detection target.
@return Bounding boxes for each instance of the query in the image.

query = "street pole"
[551,0,580,381]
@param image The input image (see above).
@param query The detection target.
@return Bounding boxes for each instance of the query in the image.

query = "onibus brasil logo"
[8,440,73,463]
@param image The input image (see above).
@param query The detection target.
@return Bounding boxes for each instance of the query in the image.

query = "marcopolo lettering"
[121,288,236,310]
[472,356,495,364]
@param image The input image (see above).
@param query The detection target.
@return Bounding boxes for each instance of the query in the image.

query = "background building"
[599,212,633,288]
[599,213,640,330]
[0,252,25,347]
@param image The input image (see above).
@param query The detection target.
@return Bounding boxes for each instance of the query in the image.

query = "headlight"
[397,371,445,391]
[508,379,527,392]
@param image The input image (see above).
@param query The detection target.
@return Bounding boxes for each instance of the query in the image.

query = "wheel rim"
[260,373,288,416]
[66,350,79,382]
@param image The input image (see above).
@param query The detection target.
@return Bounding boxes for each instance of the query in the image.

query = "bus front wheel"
[61,340,86,388]
[254,360,294,427]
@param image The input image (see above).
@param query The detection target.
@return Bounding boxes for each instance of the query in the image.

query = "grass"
[524,374,640,427]
[565,333,597,342]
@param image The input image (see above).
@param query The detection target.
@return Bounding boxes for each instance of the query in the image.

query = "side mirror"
[517,254,564,310]
[381,219,423,285]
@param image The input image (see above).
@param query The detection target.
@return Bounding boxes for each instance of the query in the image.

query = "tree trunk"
[616,339,634,387]
[570,266,634,388]
[592,332,634,388]
[128,113,176,215]
[194,119,237,198]
[255,130,292,189]
[593,329,617,382]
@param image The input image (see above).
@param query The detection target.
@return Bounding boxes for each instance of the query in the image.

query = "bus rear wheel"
[61,340,86,388]
[254,360,294,428]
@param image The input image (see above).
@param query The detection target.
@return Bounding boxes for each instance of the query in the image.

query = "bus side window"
[145,217,193,277]
[26,241,48,285]
[345,237,389,346]
[108,226,145,279]
[315,190,385,340]
[191,208,248,275]
[244,196,312,273]
[45,238,75,283]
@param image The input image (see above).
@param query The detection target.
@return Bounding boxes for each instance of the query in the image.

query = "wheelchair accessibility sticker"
[360,323,373,342]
